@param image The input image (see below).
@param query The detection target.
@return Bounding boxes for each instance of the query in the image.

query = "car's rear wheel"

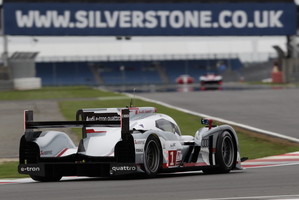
[203,131,235,174]
[143,135,162,178]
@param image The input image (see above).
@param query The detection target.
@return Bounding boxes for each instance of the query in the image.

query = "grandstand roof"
[1,36,286,63]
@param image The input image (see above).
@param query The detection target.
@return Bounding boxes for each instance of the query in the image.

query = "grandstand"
[36,58,243,86]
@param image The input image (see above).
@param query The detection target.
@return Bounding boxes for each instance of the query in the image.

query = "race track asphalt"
[0,99,79,158]
[134,87,299,142]
[1,86,299,200]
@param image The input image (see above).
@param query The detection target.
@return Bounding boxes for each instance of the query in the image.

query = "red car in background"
[199,73,223,86]
[176,75,194,84]
[199,73,223,90]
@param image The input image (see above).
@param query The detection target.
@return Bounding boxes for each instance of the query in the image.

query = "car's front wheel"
[216,131,235,173]
[143,135,162,178]
[203,131,236,174]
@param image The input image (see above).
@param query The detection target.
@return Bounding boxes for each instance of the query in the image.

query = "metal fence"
[35,52,277,63]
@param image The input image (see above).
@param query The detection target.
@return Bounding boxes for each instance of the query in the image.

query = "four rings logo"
[202,139,209,148]
[20,166,41,172]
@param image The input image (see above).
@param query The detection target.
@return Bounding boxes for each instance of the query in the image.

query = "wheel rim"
[222,136,234,167]
[146,140,160,172]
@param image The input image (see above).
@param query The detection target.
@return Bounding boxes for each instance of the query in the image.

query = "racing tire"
[30,175,62,182]
[203,131,236,174]
[143,135,162,178]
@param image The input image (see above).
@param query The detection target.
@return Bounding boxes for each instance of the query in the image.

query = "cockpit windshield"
[155,118,181,135]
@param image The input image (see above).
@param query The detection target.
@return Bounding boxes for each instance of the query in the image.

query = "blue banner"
[3,3,297,36]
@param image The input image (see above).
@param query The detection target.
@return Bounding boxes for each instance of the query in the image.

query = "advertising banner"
[3,3,297,36]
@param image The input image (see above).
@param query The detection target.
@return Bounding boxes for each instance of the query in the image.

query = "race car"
[175,74,194,84]
[19,106,246,182]
[199,73,223,87]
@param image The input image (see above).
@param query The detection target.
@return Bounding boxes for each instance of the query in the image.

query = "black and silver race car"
[19,106,246,181]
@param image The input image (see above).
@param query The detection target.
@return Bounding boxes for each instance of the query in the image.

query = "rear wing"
[24,108,130,142]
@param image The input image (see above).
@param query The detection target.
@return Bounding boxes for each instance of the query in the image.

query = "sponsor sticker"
[18,164,45,176]
[169,143,176,148]
[110,163,137,175]
[201,139,209,148]
[134,139,145,145]
[135,148,144,153]
[40,150,53,155]
[86,115,120,121]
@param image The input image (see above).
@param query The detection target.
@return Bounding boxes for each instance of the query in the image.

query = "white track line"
[190,194,299,200]
[127,94,299,143]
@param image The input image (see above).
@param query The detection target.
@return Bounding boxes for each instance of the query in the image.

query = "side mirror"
[201,118,213,125]
[201,119,209,125]
[201,118,213,130]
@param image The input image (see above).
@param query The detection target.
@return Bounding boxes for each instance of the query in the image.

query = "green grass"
[59,98,299,160]
[0,86,123,101]
[1,86,299,179]
[237,132,299,158]
[0,162,28,179]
